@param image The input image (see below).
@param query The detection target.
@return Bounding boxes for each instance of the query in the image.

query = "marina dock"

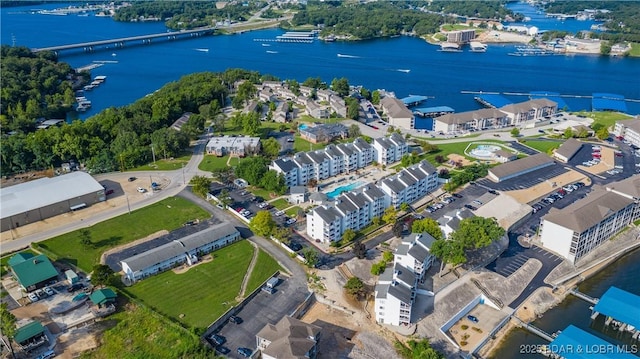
[569,288,599,305]
[591,286,640,334]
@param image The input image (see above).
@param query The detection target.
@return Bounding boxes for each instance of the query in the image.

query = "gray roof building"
[257,316,321,359]
[488,153,555,182]
[554,138,583,163]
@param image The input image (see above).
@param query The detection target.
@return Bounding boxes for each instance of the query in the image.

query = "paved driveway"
[476,163,569,192]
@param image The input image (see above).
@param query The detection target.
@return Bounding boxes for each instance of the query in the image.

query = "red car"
[615,153,623,157]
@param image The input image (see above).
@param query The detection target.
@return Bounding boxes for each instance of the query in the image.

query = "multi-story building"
[438,208,475,238]
[274,101,289,123]
[372,133,408,165]
[374,269,415,326]
[256,316,322,359]
[380,97,414,129]
[306,162,438,242]
[270,158,299,188]
[446,29,476,43]
[499,99,557,125]
[300,123,348,144]
[433,108,510,134]
[539,177,640,264]
[329,95,347,117]
[379,160,439,209]
[205,136,261,157]
[613,118,640,148]
[306,99,329,119]
[394,232,438,281]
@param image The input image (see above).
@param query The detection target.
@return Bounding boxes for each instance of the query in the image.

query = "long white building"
[270,135,404,188]
[306,160,439,243]
[613,118,640,148]
[121,223,241,282]
[539,176,640,264]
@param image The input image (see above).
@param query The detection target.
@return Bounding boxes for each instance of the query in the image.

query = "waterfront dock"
[569,288,599,305]
[591,286,640,334]
[512,315,556,342]
[549,325,639,359]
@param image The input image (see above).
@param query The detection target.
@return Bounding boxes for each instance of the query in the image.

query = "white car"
[28,292,39,302]
[286,218,297,225]
[137,187,146,193]
[43,287,55,296]
[275,210,285,217]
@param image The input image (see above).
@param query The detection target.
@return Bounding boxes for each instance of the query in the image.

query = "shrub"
[461,325,469,330]
[472,327,483,333]
[460,341,468,346]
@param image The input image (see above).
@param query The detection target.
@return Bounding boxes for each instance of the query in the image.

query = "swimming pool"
[326,181,363,199]
[299,124,309,130]
[469,144,502,159]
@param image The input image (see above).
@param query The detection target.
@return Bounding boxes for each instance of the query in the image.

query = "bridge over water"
[31,27,216,54]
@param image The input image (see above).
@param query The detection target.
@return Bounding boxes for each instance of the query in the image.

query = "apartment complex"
[613,118,640,148]
[374,232,437,326]
[380,96,414,129]
[270,135,405,188]
[205,136,261,157]
[306,160,438,243]
[256,316,321,359]
[446,29,476,43]
[539,177,640,264]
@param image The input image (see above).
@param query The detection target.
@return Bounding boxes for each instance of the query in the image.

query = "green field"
[270,198,290,210]
[198,154,243,172]
[245,249,283,294]
[80,305,211,359]
[629,42,640,57]
[571,111,634,129]
[520,140,563,154]
[37,197,209,272]
[421,140,505,165]
[293,135,326,152]
[285,206,302,217]
[125,240,254,329]
[129,152,191,172]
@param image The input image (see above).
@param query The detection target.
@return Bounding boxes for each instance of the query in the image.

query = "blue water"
[504,2,600,33]
[299,124,308,130]
[2,2,639,120]
[326,181,363,199]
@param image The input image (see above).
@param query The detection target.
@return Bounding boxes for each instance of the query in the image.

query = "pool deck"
[316,166,396,199]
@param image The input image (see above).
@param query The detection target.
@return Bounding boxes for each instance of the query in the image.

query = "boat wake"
[194,48,209,53]
[337,53,360,58]
[262,43,271,47]
[266,50,278,54]
[395,69,410,73]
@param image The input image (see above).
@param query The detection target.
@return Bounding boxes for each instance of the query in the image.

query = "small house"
[14,321,48,351]
[90,288,118,308]
[289,186,308,204]
[65,269,79,285]
[9,253,58,292]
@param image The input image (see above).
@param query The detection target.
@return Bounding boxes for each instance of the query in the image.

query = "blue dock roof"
[475,94,512,108]
[401,95,430,106]
[413,106,455,114]
[592,93,627,112]
[593,286,640,329]
[550,325,637,359]
[530,91,570,111]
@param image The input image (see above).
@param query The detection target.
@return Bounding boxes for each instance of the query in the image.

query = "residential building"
[488,153,555,182]
[381,97,414,129]
[275,101,289,123]
[290,186,308,204]
[394,232,438,281]
[316,89,335,102]
[438,209,475,238]
[305,99,329,119]
[613,118,640,148]
[379,160,439,209]
[446,29,476,43]
[9,253,58,292]
[553,138,583,163]
[299,85,314,98]
[329,95,347,117]
[277,87,297,101]
[262,81,283,90]
[374,267,415,326]
[1,172,105,232]
[256,316,321,359]
[121,223,241,282]
[299,123,348,143]
[494,149,518,163]
[499,99,557,125]
[372,132,408,165]
[270,158,300,188]
[539,177,640,264]
[205,136,261,157]
[258,88,275,103]
[433,108,510,133]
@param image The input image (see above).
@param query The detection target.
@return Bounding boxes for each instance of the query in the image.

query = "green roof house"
[9,254,58,292]
[89,288,117,307]
[14,321,48,350]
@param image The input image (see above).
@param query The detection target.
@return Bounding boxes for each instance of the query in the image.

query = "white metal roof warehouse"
[1,172,105,231]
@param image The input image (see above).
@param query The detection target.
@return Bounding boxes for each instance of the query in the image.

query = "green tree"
[576,127,590,138]
[371,261,387,275]
[411,218,444,241]
[596,127,610,140]
[345,97,360,120]
[91,264,116,287]
[348,124,361,138]
[394,338,445,359]
[249,210,276,237]
[450,217,505,250]
[344,277,365,299]
[564,127,574,139]
[218,188,233,209]
[600,41,612,55]
[342,228,357,244]
[382,251,394,263]
[431,239,467,276]
[0,302,17,359]
[372,90,380,105]
[190,175,212,197]
[399,202,410,212]
[235,157,267,185]
[259,170,287,195]
[352,238,367,259]
[261,137,281,159]
[79,228,93,248]
[242,111,261,136]
[302,248,319,268]
[382,206,398,224]
[511,127,520,137]
[273,227,292,244]
[330,77,350,97]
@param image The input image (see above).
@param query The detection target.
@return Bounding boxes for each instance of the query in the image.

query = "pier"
[569,288,599,305]
[512,316,556,342]
[31,27,216,54]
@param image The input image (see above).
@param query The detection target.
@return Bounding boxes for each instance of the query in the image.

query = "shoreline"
[479,240,640,358]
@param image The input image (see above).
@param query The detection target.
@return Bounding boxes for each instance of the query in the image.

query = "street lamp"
[182,163,186,184]
[126,194,131,215]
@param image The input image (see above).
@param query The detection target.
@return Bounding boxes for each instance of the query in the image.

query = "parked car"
[262,286,275,294]
[128,177,137,182]
[488,189,498,195]
[452,193,463,198]
[36,350,56,359]
[209,334,226,346]
[467,315,479,323]
[237,348,252,358]
[229,315,243,324]
[288,242,302,251]
[28,292,39,302]
[464,204,477,211]
[287,138,295,142]
[217,347,230,355]
[67,283,84,292]
[137,187,146,193]
[275,210,285,217]
[43,287,55,296]
[286,218,297,225]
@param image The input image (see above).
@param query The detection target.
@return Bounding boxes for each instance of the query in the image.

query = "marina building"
[372,133,408,165]
[121,223,241,283]
[539,177,640,264]
[381,97,414,129]
[1,172,105,232]
[488,153,555,183]
[205,135,261,157]
[613,118,640,148]
[8,253,58,292]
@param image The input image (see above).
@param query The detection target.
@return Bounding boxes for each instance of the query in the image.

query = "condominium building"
[539,177,640,264]
[306,161,438,242]
[446,29,476,43]
[372,133,408,165]
[205,136,261,157]
[380,97,414,129]
[500,99,557,125]
[613,118,640,148]
[394,232,438,281]
[256,316,322,359]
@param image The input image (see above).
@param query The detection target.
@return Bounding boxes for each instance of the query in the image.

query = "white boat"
[261,43,271,47]
[396,69,410,73]
[94,75,107,82]
[83,85,95,91]
[439,42,461,52]
[337,53,359,58]
[469,41,487,52]
[195,48,209,52]
[266,50,278,54]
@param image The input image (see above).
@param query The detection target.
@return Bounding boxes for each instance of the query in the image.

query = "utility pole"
[182,163,186,184]
[126,195,131,215]
[151,144,156,164]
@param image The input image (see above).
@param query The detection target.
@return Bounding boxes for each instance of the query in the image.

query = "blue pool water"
[299,124,308,130]
[326,181,363,199]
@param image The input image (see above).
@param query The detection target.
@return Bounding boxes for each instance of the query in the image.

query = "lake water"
[2,2,639,120]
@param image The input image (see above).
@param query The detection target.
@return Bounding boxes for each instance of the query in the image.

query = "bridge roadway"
[31,26,216,53]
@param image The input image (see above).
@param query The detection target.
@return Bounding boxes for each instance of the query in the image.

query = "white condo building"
[372,133,409,165]
[306,160,439,242]
[613,118,640,148]
[539,176,640,264]
[269,136,400,188]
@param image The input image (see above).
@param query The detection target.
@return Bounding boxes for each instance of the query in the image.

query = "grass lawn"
[441,24,475,31]
[520,140,563,154]
[422,140,504,165]
[245,249,284,294]
[125,240,254,329]
[293,136,325,152]
[571,111,633,129]
[270,198,289,210]
[198,155,237,172]
[249,186,276,200]
[37,197,209,272]
[629,42,640,57]
[81,304,209,358]
[129,152,191,172]
[285,206,302,217]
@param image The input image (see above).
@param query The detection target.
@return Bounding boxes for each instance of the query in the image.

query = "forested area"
[0,46,77,132]
[543,1,640,43]
[0,60,269,176]
[113,1,266,30]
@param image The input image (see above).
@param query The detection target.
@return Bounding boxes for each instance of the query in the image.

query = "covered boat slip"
[549,325,638,359]
[592,286,640,331]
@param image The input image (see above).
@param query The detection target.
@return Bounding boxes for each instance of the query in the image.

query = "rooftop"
[0,172,104,219]
[205,135,260,150]
[89,288,118,306]
[10,254,58,289]
[256,316,321,359]
[550,325,637,359]
[434,108,508,125]
[592,286,640,330]
[554,138,583,161]
[489,153,555,180]
[381,96,413,119]
[14,321,45,344]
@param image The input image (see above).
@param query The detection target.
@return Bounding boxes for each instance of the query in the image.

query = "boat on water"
[396,69,410,73]
[261,43,271,47]
[469,41,487,52]
[195,48,209,53]
[337,53,359,58]
[439,42,462,52]
[83,84,95,91]
[266,50,278,54]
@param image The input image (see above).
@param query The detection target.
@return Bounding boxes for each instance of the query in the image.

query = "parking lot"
[418,183,494,219]
[268,130,295,156]
[477,163,570,192]
[211,275,309,358]
[508,140,543,156]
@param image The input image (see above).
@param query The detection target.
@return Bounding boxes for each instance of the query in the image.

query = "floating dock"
[592,93,628,112]
[474,94,513,108]
[591,286,640,332]
[401,95,431,107]
[550,325,638,359]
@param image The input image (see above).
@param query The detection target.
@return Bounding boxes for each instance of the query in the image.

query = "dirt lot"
[504,169,590,204]
[576,146,615,174]
[447,154,475,167]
